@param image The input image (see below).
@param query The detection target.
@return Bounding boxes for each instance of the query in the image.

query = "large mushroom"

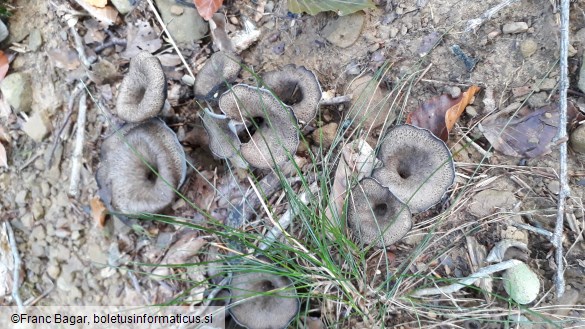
[96,119,186,213]
[372,125,455,213]
[347,178,412,247]
[262,64,322,124]
[218,84,299,169]
[115,51,167,122]
[229,271,299,329]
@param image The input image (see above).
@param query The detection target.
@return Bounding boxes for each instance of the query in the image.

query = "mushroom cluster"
[97,52,186,214]
[347,125,455,247]
[202,64,321,169]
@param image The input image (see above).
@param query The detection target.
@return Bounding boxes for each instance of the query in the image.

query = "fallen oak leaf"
[407,85,480,141]
[193,0,224,21]
[90,196,108,227]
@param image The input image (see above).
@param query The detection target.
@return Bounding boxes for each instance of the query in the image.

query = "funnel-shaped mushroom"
[372,125,455,213]
[229,271,299,329]
[219,84,299,169]
[96,119,186,213]
[348,178,412,247]
[194,52,242,100]
[201,108,248,168]
[115,52,167,122]
[262,64,322,123]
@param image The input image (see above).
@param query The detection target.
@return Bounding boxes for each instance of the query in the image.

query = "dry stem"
[68,93,87,197]
[464,0,521,33]
[5,221,24,312]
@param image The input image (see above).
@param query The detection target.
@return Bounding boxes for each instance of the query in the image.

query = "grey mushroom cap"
[218,84,299,169]
[348,178,412,247]
[229,271,299,329]
[115,52,167,122]
[262,64,322,123]
[372,125,455,213]
[96,119,186,214]
[194,52,242,100]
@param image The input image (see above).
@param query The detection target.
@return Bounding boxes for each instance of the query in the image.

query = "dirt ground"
[0,0,584,327]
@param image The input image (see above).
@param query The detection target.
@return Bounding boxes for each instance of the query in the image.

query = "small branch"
[464,0,520,33]
[508,221,553,240]
[411,259,522,297]
[70,24,96,67]
[145,0,195,80]
[552,0,571,298]
[68,93,88,197]
[462,135,492,158]
[319,94,352,107]
[5,221,24,312]
[95,38,127,53]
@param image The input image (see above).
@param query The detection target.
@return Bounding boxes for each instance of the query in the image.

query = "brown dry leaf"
[47,48,81,71]
[90,196,108,227]
[121,20,162,59]
[85,0,107,7]
[0,51,9,83]
[75,0,118,26]
[482,103,583,158]
[407,85,480,141]
[194,0,224,21]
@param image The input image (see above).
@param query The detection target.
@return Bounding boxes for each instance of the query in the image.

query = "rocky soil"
[0,0,584,327]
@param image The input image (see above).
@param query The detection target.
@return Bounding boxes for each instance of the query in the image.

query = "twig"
[259,182,318,250]
[462,135,492,158]
[464,0,521,33]
[411,259,522,297]
[552,0,570,298]
[5,221,24,312]
[69,24,96,67]
[95,38,127,53]
[508,221,553,239]
[46,79,87,168]
[319,94,352,107]
[145,0,195,80]
[68,93,87,197]
[24,277,55,306]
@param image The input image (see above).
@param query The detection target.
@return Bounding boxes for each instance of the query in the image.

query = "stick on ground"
[68,93,88,197]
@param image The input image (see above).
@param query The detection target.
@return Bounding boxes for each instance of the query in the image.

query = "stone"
[520,39,537,58]
[154,0,208,45]
[503,262,540,304]
[31,202,44,219]
[0,72,33,113]
[311,122,338,148]
[30,225,46,241]
[570,124,585,154]
[27,29,42,51]
[546,180,560,194]
[526,92,548,108]
[15,190,28,205]
[0,20,7,42]
[22,111,50,142]
[538,78,557,91]
[553,286,580,316]
[111,0,134,14]
[503,22,529,34]
[47,263,61,279]
[322,11,365,48]
[465,106,478,117]
[170,5,184,16]
[468,190,516,218]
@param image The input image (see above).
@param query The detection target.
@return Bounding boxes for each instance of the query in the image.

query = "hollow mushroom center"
[373,202,388,217]
[253,279,277,292]
[145,165,159,184]
[279,79,304,105]
[238,116,265,143]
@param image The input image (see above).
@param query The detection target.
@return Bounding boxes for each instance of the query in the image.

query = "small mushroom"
[372,125,455,213]
[96,119,186,213]
[194,52,242,100]
[115,51,167,122]
[229,271,299,329]
[347,178,412,247]
[262,64,322,123]
[200,108,247,168]
[219,84,299,169]
[503,262,540,304]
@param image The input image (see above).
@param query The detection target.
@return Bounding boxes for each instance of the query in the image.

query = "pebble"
[15,190,28,205]
[526,92,548,108]
[28,29,42,52]
[0,20,7,42]
[539,78,557,91]
[31,202,44,219]
[503,22,529,34]
[20,213,34,228]
[570,124,585,154]
[0,72,33,113]
[311,122,338,148]
[520,38,537,58]
[170,5,183,16]
[41,182,50,198]
[322,11,365,48]
[181,74,195,86]
[110,0,133,14]
[22,111,50,142]
[546,180,560,194]
[448,86,461,98]
[469,190,516,218]
[47,263,61,279]
[553,286,580,316]
[154,0,208,45]
[465,106,478,117]
[31,225,46,241]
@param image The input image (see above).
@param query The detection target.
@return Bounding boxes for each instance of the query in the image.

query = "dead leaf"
[47,48,81,71]
[85,0,107,8]
[0,51,9,83]
[152,232,206,279]
[74,0,118,26]
[482,103,583,158]
[156,53,182,67]
[90,196,108,227]
[0,143,7,168]
[193,0,224,21]
[121,20,162,59]
[407,85,480,141]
